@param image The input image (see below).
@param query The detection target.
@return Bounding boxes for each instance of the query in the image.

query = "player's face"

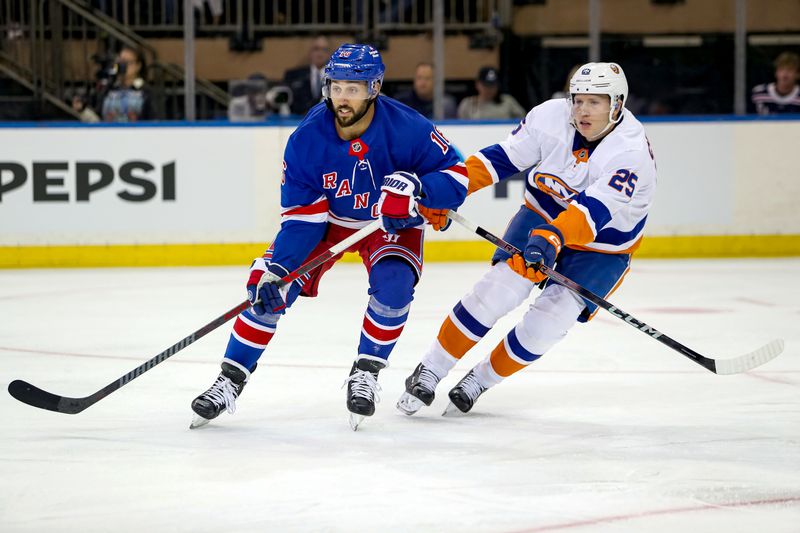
[330,81,372,127]
[571,94,612,139]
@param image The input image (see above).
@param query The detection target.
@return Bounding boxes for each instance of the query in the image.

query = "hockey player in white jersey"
[399,62,658,415]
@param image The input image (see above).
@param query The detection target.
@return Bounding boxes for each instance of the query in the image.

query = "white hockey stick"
[447,210,784,375]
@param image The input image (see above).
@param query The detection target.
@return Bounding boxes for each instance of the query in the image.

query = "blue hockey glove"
[520,224,563,283]
[246,258,290,316]
[378,171,425,234]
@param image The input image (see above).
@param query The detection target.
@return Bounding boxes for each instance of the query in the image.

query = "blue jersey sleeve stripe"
[576,193,613,230]
[480,144,520,179]
[595,216,649,245]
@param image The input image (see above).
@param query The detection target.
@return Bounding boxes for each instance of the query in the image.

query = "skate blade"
[189,414,211,429]
[348,413,365,431]
[442,402,467,417]
[396,392,426,416]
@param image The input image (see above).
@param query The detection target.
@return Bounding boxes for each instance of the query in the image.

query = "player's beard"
[335,99,370,128]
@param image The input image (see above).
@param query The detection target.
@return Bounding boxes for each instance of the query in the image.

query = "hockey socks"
[359,258,416,361]
[358,296,409,360]
[424,261,535,375]
[224,309,278,371]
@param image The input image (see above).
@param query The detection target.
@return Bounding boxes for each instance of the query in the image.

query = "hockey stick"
[447,210,784,375]
[8,220,383,414]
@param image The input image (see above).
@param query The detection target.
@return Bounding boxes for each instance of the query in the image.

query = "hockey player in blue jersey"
[190,43,468,430]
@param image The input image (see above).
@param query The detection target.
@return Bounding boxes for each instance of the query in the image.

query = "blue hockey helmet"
[322,44,385,99]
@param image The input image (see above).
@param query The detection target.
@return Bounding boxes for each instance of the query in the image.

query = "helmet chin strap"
[585,119,616,141]
[571,103,623,142]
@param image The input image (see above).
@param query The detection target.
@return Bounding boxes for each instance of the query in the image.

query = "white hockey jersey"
[464,98,657,254]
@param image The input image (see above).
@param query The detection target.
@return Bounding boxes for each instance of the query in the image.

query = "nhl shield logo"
[348,138,370,160]
[610,64,619,74]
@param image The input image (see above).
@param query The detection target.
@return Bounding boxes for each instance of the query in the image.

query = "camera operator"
[69,88,100,123]
[266,85,292,117]
[227,74,293,122]
[99,46,154,122]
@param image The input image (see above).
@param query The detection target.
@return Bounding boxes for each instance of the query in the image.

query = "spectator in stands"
[99,46,153,122]
[457,66,525,120]
[751,51,800,115]
[283,35,331,116]
[394,62,457,119]
[194,0,223,25]
[70,89,100,123]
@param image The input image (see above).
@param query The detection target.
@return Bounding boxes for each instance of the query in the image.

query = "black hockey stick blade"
[8,379,86,414]
[446,210,785,375]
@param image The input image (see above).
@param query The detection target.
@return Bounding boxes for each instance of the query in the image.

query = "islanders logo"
[533,172,578,201]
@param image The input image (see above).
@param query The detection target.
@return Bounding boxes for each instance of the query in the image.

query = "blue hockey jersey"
[269,97,467,271]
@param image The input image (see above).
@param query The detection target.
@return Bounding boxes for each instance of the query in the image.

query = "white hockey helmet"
[569,62,628,126]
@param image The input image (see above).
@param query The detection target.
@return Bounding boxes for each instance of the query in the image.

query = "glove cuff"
[250,257,268,272]
[530,224,564,253]
[266,262,289,281]
[381,171,422,199]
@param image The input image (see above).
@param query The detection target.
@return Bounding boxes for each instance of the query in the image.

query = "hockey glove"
[516,224,564,283]
[506,253,541,283]
[378,171,425,234]
[246,258,290,316]
[418,205,452,232]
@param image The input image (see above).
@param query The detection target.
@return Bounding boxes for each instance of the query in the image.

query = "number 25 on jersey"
[608,169,638,198]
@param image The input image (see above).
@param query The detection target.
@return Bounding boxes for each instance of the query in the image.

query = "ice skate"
[344,358,385,431]
[190,361,253,429]
[443,368,488,416]
[396,363,441,415]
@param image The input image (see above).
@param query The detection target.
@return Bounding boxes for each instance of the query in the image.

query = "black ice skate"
[396,363,441,415]
[190,361,254,429]
[443,368,488,415]
[344,358,385,431]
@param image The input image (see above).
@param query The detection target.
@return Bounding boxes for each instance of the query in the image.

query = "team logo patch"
[572,148,589,164]
[339,50,352,58]
[533,172,578,201]
[581,68,591,75]
[610,64,619,74]
[348,138,370,160]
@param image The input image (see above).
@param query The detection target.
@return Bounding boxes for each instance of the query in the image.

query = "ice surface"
[1,259,798,532]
